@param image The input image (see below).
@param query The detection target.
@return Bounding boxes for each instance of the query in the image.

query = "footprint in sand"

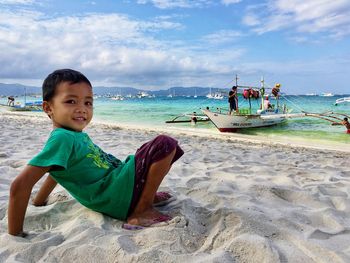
[309,229,350,240]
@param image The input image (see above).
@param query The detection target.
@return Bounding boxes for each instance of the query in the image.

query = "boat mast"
[24,87,27,107]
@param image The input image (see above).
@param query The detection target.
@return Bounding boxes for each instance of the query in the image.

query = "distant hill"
[0,83,41,96]
[0,83,226,97]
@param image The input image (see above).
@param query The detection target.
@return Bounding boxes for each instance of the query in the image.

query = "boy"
[8,69,183,236]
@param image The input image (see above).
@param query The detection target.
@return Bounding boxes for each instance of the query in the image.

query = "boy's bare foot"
[127,207,172,227]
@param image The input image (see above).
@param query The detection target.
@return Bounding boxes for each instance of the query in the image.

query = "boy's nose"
[75,105,87,113]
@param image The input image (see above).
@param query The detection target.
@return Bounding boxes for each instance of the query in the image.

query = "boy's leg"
[127,149,176,226]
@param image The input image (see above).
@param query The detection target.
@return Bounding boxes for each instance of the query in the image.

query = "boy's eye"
[86,101,93,106]
[65,100,76,104]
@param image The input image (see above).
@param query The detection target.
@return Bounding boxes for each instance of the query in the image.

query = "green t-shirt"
[29,128,135,220]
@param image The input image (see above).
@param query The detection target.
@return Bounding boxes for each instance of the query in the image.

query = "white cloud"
[0,8,239,88]
[0,0,34,4]
[136,0,213,9]
[243,0,350,39]
[202,30,244,45]
[242,13,260,26]
[221,0,241,6]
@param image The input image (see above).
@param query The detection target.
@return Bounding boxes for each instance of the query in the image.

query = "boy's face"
[43,81,93,131]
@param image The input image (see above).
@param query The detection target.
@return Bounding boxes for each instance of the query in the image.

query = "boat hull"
[335,97,350,105]
[0,104,42,112]
[202,109,287,132]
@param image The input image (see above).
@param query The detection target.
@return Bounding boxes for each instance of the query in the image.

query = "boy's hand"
[30,192,47,206]
[32,175,57,206]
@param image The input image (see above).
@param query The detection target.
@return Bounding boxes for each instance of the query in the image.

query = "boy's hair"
[344,117,348,121]
[42,69,92,101]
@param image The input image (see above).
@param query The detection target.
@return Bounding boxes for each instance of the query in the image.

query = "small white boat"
[137,91,154,98]
[110,95,124,101]
[335,97,350,105]
[321,92,334,97]
[206,92,224,100]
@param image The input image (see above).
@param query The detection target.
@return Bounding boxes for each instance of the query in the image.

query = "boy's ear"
[42,101,52,117]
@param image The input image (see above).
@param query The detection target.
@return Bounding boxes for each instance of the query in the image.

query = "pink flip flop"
[154,192,176,207]
[122,214,172,230]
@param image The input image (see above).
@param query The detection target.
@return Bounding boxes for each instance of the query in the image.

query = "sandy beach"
[0,111,349,262]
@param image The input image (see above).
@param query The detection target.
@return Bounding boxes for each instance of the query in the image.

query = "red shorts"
[347,129,350,134]
[127,135,184,216]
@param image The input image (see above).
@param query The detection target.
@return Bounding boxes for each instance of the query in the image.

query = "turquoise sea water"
[1,94,349,145]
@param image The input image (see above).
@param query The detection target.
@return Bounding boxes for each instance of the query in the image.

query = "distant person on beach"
[7,96,15,106]
[332,117,350,134]
[228,86,238,114]
[191,111,198,125]
[8,69,184,236]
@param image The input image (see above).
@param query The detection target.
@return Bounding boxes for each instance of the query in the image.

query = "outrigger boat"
[201,77,304,132]
[201,76,349,133]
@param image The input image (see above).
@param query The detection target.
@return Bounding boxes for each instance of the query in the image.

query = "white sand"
[0,112,350,262]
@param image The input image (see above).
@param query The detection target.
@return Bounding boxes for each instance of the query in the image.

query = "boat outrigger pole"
[165,113,209,123]
[302,111,350,124]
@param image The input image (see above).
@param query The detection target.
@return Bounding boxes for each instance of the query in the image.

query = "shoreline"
[1,111,349,154]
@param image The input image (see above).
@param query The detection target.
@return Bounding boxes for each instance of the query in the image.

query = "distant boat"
[206,88,224,100]
[136,91,155,98]
[305,93,317,96]
[213,92,224,100]
[110,95,124,101]
[25,100,43,107]
[335,97,350,105]
[321,92,334,97]
[137,91,152,98]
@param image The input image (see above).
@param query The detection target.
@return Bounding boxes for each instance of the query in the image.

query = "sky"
[0,0,350,94]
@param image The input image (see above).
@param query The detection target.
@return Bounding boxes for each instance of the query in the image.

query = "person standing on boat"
[332,117,350,134]
[228,86,238,114]
[263,96,272,110]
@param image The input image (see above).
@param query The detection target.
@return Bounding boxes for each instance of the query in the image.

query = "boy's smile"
[43,81,93,131]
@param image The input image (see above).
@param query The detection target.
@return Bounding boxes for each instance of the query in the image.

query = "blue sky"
[0,0,350,94]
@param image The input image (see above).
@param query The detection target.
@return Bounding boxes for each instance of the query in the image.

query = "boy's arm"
[32,175,57,206]
[8,165,50,236]
[331,122,342,126]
